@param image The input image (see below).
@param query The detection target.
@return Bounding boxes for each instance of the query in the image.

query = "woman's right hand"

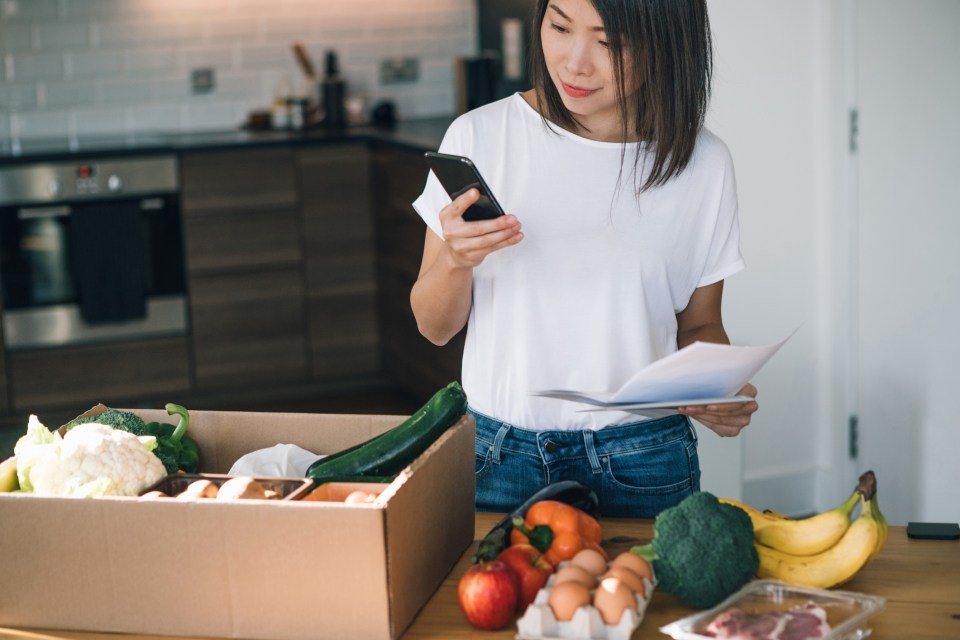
[439,188,523,269]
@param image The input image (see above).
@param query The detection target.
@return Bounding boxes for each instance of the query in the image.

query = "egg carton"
[515,564,656,640]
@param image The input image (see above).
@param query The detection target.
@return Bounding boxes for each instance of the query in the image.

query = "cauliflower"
[14,416,167,497]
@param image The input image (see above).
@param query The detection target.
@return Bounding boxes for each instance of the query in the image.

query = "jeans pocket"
[600,437,696,518]
[475,444,492,480]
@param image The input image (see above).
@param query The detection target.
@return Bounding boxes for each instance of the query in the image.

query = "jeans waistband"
[470,406,696,458]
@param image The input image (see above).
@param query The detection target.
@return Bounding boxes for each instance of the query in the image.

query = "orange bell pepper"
[510,499,606,566]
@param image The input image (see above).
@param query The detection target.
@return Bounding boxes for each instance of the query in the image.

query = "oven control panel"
[0,156,178,206]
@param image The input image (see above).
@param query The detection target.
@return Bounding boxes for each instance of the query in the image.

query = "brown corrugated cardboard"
[0,408,476,640]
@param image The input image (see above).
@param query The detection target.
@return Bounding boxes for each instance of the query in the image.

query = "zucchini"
[472,480,600,563]
[310,474,396,486]
[306,381,467,483]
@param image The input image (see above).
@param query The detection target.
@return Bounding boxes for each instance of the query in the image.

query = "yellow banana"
[762,508,791,520]
[722,491,860,556]
[0,456,18,492]
[719,498,780,530]
[866,494,888,563]
[756,494,880,589]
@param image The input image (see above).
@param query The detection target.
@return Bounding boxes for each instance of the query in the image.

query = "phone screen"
[424,152,505,221]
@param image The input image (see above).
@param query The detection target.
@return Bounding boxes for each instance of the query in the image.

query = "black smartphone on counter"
[906,522,960,540]
[424,152,505,221]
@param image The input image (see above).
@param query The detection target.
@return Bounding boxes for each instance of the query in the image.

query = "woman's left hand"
[678,384,758,437]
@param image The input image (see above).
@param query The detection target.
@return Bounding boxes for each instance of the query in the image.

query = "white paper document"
[533,334,790,414]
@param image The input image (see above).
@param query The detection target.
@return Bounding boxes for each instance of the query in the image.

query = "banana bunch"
[721,470,888,589]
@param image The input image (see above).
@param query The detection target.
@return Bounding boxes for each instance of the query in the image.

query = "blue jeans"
[471,407,701,519]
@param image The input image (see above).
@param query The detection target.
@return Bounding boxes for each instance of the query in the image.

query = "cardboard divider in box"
[0,406,477,640]
[305,481,392,503]
[142,473,314,500]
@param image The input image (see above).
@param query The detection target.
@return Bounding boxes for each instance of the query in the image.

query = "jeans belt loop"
[582,430,603,474]
[491,422,511,464]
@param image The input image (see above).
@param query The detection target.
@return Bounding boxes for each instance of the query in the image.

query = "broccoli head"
[631,491,758,609]
[65,410,148,436]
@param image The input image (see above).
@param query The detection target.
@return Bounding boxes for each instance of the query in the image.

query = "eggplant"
[471,480,599,563]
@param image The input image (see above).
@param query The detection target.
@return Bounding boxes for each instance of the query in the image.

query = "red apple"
[457,560,520,630]
[496,543,554,610]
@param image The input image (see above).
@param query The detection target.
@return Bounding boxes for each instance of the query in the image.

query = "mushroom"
[176,479,219,500]
[216,476,269,500]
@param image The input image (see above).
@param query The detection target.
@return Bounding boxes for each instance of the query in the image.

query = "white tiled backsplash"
[0,0,477,140]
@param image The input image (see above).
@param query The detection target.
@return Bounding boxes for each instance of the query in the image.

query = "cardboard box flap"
[384,414,476,637]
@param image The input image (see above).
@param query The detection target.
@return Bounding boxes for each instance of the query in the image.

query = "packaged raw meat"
[660,580,885,640]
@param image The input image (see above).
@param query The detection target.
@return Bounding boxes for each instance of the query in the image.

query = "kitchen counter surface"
[0,117,453,164]
[1,513,956,640]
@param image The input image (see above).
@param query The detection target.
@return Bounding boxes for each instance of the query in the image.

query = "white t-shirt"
[413,94,744,431]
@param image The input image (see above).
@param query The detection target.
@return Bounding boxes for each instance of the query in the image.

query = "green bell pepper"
[142,403,200,474]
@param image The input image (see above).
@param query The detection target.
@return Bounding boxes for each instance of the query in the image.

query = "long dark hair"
[528,0,713,194]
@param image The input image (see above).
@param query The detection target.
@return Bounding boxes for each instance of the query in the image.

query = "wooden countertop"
[401,514,960,639]
[2,513,957,640]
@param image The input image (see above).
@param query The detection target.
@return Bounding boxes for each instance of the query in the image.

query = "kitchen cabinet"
[187,268,308,389]
[180,148,309,392]
[299,144,380,379]
[0,302,10,414]
[180,143,383,394]
[7,337,191,412]
[371,143,465,401]
[0,124,454,421]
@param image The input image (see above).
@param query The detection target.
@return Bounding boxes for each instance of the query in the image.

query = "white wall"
[0,0,476,140]
[706,0,960,524]
[855,0,960,525]
[705,0,835,516]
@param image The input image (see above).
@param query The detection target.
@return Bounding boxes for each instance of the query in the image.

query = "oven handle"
[17,205,72,220]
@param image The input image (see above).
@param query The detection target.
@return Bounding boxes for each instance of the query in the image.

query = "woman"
[410,0,758,517]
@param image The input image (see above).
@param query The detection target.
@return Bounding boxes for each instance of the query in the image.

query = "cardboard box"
[0,407,476,640]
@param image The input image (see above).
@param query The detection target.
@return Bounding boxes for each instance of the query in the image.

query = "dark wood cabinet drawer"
[380,307,465,402]
[8,337,191,412]
[0,304,8,414]
[184,208,303,273]
[189,268,308,391]
[300,144,379,379]
[372,146,429,215]
[308,288,380,378]
[300,144,375,292]
[181,148,298,213]
[371,145,463,400]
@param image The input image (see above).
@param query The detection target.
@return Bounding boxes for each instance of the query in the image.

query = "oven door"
[0,197,188,350]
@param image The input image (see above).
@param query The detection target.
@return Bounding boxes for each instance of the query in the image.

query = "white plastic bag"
[228,443,325,477]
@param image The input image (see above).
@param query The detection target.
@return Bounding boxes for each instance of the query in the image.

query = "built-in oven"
[0,155,188,350]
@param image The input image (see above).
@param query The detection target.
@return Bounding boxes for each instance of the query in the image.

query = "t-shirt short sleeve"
[697,142,745,288]
[411,117,473,240]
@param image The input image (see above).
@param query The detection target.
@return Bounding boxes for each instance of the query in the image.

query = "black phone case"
[906,521,960,540]
[424,152,505,221]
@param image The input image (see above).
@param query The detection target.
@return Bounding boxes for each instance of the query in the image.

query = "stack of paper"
[533,336,789,414]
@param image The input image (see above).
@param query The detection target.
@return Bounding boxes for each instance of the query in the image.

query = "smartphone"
[424,151,505,221]
[906,521,960,540]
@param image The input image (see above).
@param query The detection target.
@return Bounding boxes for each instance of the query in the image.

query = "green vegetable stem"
[510,517,555,553]
[141,403,200,474]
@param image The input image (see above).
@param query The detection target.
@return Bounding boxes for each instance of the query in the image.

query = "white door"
[855,0,960,524]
